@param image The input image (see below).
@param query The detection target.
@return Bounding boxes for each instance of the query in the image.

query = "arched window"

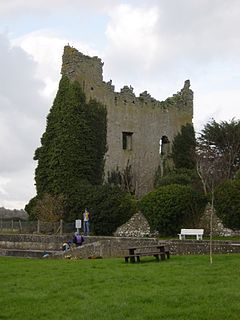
[159,135,170,155]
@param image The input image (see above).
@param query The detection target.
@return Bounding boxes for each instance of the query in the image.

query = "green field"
[1,254,240,320]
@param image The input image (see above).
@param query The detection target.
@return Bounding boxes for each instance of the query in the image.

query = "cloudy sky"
[0,0,240,209]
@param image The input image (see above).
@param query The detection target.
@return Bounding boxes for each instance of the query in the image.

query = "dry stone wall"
[114,212,150,237]
[200,204,240,236]
[1,234,240,259]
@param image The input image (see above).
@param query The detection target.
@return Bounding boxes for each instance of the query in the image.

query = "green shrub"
[25,196,39,220]
[89,185,135,235]
[32,76,107,214]
[64,184,135,235]
[25,184,135,235]
[155,169,203,193]
[235,170,240,180]
[171,123,196,170]
[215,179,240,230]
[140,184,207,236]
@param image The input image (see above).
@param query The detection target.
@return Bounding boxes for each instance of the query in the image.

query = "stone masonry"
[61,46,193,197]
[1,234,240,259]
[114,212,151,237]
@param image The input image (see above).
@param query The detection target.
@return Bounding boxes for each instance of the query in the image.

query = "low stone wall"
[58,237,161,259]
[169,240,240,255]
[0,234,160,257]
[0,234,68,251]
[59,239,240,259]
[1,234,240,259]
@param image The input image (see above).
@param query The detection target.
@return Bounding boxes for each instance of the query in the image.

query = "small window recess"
[122,132,133,150]
[159,135,170,155]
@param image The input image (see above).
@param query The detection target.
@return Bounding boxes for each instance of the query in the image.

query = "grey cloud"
[0,0,120,17]
[153,0,240,61]
[0,166,36,209]
[0,34,48,204]
[103,1,240,99]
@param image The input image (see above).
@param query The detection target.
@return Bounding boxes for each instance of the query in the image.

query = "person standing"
[83,208,90,235]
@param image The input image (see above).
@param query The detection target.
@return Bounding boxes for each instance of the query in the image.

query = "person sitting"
[73,233,84,247]
[62,241,70,252]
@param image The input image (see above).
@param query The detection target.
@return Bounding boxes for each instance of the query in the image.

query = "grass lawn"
[0,254,240,320]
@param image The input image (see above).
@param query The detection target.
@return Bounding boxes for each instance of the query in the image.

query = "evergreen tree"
[34,75,107,199]
[198,119,240,180]
[214,179,240,230]
[171,123,196,169]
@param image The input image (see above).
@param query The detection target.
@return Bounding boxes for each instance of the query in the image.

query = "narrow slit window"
[122,132,133,150]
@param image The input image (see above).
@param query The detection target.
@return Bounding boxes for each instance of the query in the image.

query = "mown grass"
[0,254,240,320]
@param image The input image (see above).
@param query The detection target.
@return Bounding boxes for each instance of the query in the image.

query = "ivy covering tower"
[34,75,107,198]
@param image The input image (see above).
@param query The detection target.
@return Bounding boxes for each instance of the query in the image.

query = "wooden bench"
[178,228,204,240]
[124,245,170,263]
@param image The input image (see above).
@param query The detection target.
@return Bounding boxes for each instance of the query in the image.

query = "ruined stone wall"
[61,46,193,197]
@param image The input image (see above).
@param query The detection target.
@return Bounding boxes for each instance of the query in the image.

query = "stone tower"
[61,46,193,197]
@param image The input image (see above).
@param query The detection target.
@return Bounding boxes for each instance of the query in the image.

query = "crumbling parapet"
[61,45,193,197]
[62,46,193,112]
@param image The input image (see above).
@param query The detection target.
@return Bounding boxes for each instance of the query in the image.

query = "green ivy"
[26,75,107,220]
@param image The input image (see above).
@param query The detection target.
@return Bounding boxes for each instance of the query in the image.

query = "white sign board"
[75,219,82,229]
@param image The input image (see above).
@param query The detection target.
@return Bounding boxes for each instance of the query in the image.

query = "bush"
[155,169,203,193]
[35,193,66,222]
[25,196,39,220]
[26,183,135,235]
[171,123,196,170]
[140,184,207,236]
[215,179,240,230]
[64,184,135,235]
[90,185,136,235]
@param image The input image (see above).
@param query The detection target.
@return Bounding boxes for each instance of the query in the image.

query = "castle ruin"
[61,46,193,197]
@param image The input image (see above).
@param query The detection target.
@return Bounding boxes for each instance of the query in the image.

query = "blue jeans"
[84,221,90,235]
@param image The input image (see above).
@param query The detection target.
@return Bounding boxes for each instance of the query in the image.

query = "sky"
[0,0,240,209]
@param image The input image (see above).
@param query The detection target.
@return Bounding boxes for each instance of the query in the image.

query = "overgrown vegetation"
[89,185,135,235]
[140,184,207,236]
[34,193,66,222]
[155,168,202,193]
[25,75,134,232]
[171,123,196,169]
[107,161,135,195]
[198,119,240,180]
[34,75,107,196]
[25,72,240,238]
[214,178,240,230]
[196,119,240,261]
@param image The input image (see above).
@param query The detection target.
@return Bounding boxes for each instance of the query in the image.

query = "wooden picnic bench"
[124,245,170,263]
[178,228,204,240]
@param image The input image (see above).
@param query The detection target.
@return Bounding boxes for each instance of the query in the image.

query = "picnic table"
[124,244,170,263]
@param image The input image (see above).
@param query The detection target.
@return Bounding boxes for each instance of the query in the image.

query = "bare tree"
[196,145,226,264]
[196,119,240,263]
[35,193,65,222]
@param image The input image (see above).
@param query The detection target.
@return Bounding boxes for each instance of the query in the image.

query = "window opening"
[122,132,133,150]
[159,135,170,155]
